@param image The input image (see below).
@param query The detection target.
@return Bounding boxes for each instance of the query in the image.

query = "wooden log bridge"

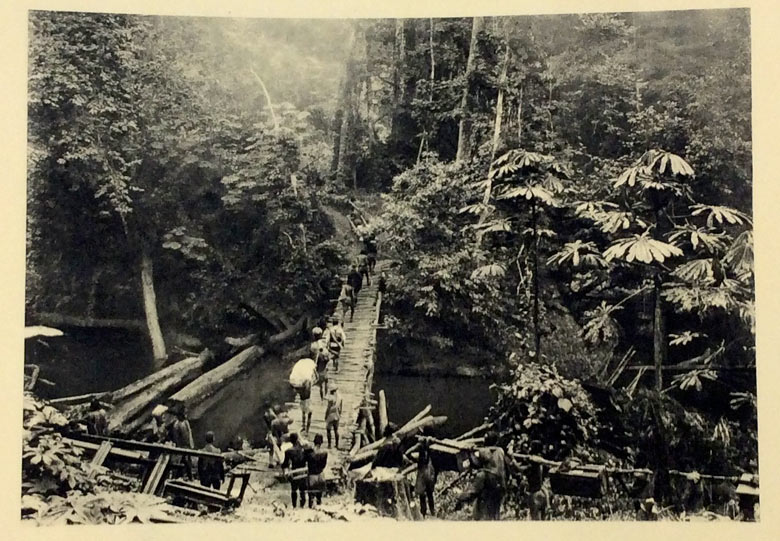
[284,261,388,482]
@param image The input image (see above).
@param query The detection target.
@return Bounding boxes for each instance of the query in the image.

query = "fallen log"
[171,346,263,406]
[378,390,388,435]
[454,422,493,441]
[350,416,448,465]
[110,355,206,404]
[50,391,111,407]
[107,358,208,432]
[34,312,146,332]
[399,405,431,433]
[172,313,308,408]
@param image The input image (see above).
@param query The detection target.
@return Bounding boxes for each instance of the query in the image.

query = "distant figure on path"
[298,378,313,433]
[325,386,343,449]
[84,398,108,436]
[339,281,355,322]
[197,431,225,490]
[170,403,195,479]
[348,265,363,299]
[377,270,387,307]
[281,432,308,508]
[357,250,371,285]
[310,327,331,399]
[305,433,328,507]
[366,236,377,272]
[324,317,346,372]
[415,434,437,517]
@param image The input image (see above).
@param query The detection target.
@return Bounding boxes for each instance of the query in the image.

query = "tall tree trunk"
[390,18,408,143]
[416,18,436,166]
[652,208,667,390]
[140,249,166,362]
[477,33,511,230]
[249,67,279,132]
[335,24,359,188]
[86,268,100,318]
[517,85,523,145]
[531,201,540,358]
[653,273,665,391]
[456,17,483,164]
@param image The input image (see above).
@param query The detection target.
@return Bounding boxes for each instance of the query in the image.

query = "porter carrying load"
[289,358,317,389]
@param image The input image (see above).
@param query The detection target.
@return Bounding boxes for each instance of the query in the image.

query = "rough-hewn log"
[50,391,111,407]
[172,313,308,408]
[171,346,263,407]
[106,357,208,432]
[350,415,447,465]
[360,406,430,456]
[399,405,431,433]
[33,312,145,331]
[378,390,388,435]
[454,422,492,442]
[140,250,167,361]
[110,356,206,404]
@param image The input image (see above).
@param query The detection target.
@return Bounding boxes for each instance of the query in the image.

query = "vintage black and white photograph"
[21,6,758,525]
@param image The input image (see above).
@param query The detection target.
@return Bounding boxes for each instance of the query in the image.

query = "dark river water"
[25,330,494,449]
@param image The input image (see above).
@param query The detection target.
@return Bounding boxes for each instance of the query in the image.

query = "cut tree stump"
[354,471,423,520]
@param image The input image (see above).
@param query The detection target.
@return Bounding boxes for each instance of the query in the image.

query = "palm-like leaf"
[472,219,512,234]
[547,240,606,268]
[669,226,728,254]
[490,149,570,181]
[662,278,747,312]
[604,233,684,264]
[723,230,753,281]
[690,204,752,228]
[498,184,557,206]
[672,258,716,283]
[595,211,647,234]
[574,200,619,220]
[582,301,622,344]
[471,263,506,280]
[669,331,705,346]
[614,149,694,188]
[671,368,717,392]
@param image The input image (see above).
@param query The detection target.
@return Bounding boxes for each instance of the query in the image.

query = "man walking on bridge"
[324,317,346,372]
[357,250,371,286]
[311,327,331,399]
[339,280,355,322]
[348,265,363,299]
[325,386,343,449]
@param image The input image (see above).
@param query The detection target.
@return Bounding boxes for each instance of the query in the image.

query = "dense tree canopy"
[26,8,756,492]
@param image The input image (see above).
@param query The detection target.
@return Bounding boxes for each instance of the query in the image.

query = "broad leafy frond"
[604,233,684,264]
